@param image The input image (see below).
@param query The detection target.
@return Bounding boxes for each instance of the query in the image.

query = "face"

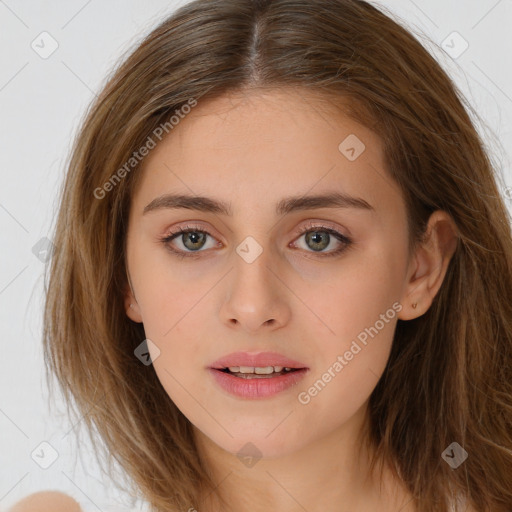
[124,88,413,459]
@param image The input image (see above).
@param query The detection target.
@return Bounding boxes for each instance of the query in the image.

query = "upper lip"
[209,351,308,370]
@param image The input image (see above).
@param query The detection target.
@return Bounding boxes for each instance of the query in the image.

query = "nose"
[219,248,291,334]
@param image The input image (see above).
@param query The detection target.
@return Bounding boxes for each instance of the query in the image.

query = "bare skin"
[122,87,458,512]
[8,491,82,512]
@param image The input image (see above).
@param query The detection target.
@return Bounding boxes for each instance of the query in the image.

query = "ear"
[124,282,143,323]
[398,210,459,320]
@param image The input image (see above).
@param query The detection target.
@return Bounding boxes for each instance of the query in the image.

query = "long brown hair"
[42,1,512,511]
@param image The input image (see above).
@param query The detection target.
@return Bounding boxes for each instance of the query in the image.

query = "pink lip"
[208,367,309,399]
[208,351,308,370]
[207,351,310,399]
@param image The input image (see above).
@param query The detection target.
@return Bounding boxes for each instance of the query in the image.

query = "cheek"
[297,246,403,402]
[295,298,397,436]
[133,248,208,335]
[141,284,205,366]
[131,263,208,394]
[142,298,205,417]
[309,247,403,343]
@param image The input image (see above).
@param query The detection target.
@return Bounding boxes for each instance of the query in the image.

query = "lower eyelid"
[161,226,351,256]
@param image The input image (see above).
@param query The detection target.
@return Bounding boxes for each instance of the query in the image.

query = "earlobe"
[124,283,143,323]
[398,210,458,321]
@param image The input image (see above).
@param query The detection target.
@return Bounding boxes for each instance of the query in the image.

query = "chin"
[196,424,309,462]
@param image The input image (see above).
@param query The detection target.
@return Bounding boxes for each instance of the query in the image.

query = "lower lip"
[208,368,309,399]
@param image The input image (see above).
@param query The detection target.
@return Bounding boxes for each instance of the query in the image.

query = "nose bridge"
[220,236,289,332]
[230,237,276,306]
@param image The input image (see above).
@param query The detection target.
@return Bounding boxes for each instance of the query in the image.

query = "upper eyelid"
[161,221,351,240]
[163,222,351,245]
[164,219,349,237]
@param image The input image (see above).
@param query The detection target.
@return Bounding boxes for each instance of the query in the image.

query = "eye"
[158,222,353,259]
[290,222,352,258]
[158,224,218,259]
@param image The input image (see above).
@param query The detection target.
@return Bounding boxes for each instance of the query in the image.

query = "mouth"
[208,351,309,398]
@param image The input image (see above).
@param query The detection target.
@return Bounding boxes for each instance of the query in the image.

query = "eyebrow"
[142,191,375,217]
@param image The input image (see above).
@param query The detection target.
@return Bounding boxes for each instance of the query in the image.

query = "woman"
[15,0,512,510]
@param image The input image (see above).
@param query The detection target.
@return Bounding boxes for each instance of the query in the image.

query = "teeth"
[227,365,287,374]
[254,366,273,374]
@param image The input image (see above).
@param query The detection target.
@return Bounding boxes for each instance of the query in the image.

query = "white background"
[0,0,511,510]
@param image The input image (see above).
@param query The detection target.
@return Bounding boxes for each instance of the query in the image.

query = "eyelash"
[158,222,353,260]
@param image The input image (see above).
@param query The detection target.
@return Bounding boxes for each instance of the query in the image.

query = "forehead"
[146,88,379,155]
[131,88,399,218]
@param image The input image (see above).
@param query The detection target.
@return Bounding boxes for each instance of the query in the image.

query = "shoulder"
[8,491,82,512]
